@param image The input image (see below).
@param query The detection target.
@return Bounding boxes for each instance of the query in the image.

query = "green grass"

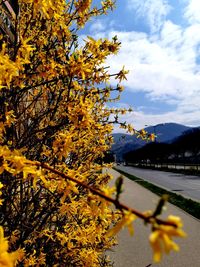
[114,167,200,220]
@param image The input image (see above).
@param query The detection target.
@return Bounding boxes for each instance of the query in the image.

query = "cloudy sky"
[83,0,200,131]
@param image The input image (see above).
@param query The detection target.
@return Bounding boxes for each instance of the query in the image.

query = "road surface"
[106,169,200,267]
[116,165,200,202]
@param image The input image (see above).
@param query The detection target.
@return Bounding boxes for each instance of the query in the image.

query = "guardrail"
[126,162,200,172]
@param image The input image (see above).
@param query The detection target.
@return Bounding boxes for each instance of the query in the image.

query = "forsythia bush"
[0,0,186,266]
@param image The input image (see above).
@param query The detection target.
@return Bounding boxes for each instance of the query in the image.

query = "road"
[106,169,200,267]
[116,165,200,202]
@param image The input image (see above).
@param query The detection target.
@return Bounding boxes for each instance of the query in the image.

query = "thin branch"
[33,161,177,227]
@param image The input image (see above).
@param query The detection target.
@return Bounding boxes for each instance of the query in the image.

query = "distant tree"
[124,143,171,163]
[171,128,200,163]
[102,151,115,163]
[125,128,200,165]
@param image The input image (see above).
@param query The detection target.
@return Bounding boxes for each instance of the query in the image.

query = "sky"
[82,0,200,131]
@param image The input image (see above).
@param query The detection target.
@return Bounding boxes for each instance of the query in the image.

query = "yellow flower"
[115,66,129,82]
[0,182,3,189]
[149,133,156,142]
[106,211,136,238]
[140,129,147,137]
[0,227,24,267]
[75,0,92,15]
[149,216,186,262]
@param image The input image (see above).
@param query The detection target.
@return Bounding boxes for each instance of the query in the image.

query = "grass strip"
[114,167,200,220]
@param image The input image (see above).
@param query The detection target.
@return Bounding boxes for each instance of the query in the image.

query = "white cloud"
[89,19,106,33]
[96,19,200,129]
[106,26,200,98]
[184,0,200,24]
[83,2,200,130]
[114,106,200,132]
[127,0,171,32]
[89,19,116,36]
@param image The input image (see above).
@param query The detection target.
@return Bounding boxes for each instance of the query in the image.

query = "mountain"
[111,123,193,161]
[143,123,192,143]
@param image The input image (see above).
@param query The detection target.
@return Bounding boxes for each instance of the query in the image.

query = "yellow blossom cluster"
[0,226,24,267]
[150,216,187,262]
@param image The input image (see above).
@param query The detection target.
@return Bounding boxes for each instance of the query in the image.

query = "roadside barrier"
[126,162,200,173]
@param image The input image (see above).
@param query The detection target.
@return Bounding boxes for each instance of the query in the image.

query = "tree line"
[124,128,200,164]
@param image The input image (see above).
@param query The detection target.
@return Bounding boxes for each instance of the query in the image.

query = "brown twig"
[33,161,177,227]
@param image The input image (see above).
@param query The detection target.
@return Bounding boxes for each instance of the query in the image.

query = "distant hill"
[112,123,193,161]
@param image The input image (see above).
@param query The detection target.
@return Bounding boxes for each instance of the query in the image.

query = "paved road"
[116,165,200,202]
[106,169,200,267]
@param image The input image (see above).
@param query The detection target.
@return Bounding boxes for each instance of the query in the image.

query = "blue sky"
[82,0,200,131]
